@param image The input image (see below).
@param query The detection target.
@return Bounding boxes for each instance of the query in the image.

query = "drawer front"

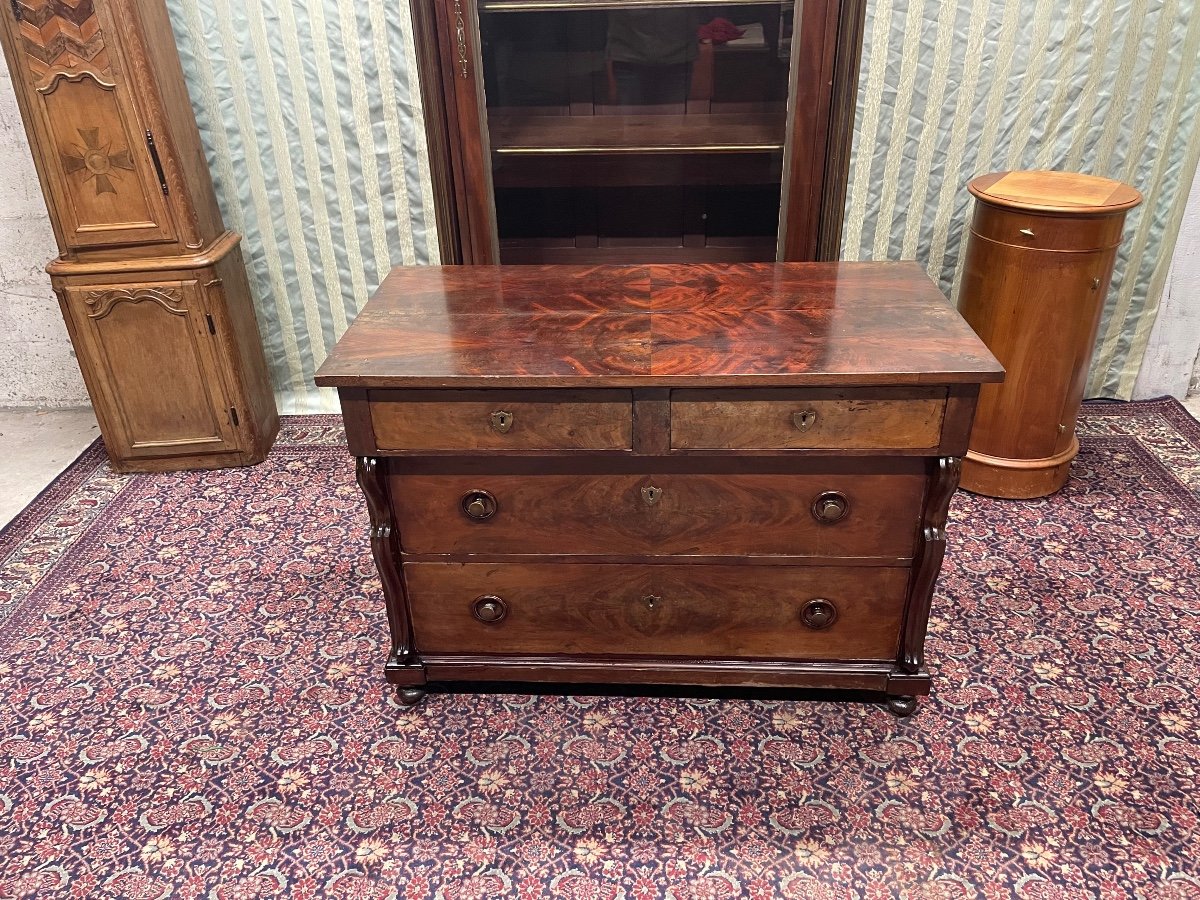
[970,204,1126,252]
[391,473,925,558]
[670,389,945,450]
[405,563,908,660]
[370,390,633,451]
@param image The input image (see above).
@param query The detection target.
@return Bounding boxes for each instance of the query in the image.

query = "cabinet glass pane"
[478,0,798,264]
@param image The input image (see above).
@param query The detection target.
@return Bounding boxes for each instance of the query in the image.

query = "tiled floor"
[2,399,1200,531]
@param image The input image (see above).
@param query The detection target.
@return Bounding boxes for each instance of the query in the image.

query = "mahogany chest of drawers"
[315,263,1003,715]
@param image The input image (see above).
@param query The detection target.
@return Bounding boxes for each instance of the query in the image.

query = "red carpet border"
[0,401,1198,898]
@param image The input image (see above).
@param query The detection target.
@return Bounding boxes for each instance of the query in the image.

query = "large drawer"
[369,390,633,451]
[405,563,908,660]
[670,389,945,451]
[390,473,925,558]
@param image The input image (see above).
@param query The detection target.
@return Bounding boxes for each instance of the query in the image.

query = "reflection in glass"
[478,0,799,263]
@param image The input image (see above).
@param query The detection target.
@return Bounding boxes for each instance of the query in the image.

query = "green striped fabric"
[167,0,1200,402]
[166,0,439,406]
[845,0,1200,398]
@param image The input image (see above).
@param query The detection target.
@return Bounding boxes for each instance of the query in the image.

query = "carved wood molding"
[900,455,962,674]
[356,457,422,673]
[38,69,116,95]
[84,286,185,319]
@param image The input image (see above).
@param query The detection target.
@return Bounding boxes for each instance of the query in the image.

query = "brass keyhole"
[642,595,661,611]
[489,410,514,433]
[641,485,663,506]
[793,409,818,432]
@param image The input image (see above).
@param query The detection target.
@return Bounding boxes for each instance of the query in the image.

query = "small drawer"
[368,389,633,451]
[390,472,925,558]
[670,389,946,451]
[970,204,1126,252]
[404,563,909,660]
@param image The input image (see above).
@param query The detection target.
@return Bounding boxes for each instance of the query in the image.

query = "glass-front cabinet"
[412,0,865,264]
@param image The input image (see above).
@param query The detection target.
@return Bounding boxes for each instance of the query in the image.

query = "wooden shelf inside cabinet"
[489,114,787,156]
[411,0,866,262]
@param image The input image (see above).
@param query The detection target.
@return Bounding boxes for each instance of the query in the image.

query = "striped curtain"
[165,0,439,406]
[166,0,1200,402]
[845,0,1200,399]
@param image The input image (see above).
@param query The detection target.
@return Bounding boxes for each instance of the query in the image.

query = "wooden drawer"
[369,390,633,451]
[670,389,946,451]
[970,204,1126,252]
[390,473,925,558]
[405,563,909,660]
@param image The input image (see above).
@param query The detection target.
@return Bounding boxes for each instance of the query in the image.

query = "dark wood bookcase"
[410,0,866,264]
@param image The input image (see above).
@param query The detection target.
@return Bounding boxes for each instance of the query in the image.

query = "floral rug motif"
[1,401,1198,899]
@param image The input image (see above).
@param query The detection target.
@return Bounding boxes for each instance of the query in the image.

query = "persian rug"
[1,400,1198,899]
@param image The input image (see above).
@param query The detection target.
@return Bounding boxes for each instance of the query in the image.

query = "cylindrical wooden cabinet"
[958,171,1141,499]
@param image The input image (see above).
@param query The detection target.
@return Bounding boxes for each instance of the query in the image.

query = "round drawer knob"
[812,491,848,523]
[472,595,508,623]
[801,598,838,630]
[461,490,497,521]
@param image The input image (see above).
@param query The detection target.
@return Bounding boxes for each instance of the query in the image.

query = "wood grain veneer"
[371,390,633,451]
[670,388,945,450]
[316,263,1003,389]
[317,262,1003,714]
[959,171,1140,498]
[391,472,925,558]
[404,563,909,659]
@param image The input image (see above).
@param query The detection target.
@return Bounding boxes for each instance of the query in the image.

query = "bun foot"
[886,695,918,718]
[395,686,427,706]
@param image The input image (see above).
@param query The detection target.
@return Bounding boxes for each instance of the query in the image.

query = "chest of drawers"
[315,263,1003,715]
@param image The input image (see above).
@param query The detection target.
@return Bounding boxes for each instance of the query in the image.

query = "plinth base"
[960,437,1078,499]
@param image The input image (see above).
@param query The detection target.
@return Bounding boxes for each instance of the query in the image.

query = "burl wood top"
[969,171,1142,214]
[314,263,1004,389]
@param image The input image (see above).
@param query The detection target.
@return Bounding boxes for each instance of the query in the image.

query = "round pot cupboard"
[957,170,1142,499]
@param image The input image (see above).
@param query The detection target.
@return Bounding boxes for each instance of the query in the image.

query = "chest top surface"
[314,262,1003,389]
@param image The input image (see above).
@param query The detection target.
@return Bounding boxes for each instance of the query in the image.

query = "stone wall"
[0,60,88,408]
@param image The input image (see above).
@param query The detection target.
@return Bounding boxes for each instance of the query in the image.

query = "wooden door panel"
[6,0,176,249]
[64,281,240,459]
[36,75,175,248]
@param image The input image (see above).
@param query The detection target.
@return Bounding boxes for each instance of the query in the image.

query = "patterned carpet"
[1,400,1199,899]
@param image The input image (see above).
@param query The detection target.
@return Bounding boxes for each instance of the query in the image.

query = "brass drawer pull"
[792,409,818,432]
[800,598,838,630]
[811,491,848,523]
[472,595,508,623]
[461,489,498,520]
[1019,227,1036,237]
[489,410,514,433]
[641,485,663,506]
